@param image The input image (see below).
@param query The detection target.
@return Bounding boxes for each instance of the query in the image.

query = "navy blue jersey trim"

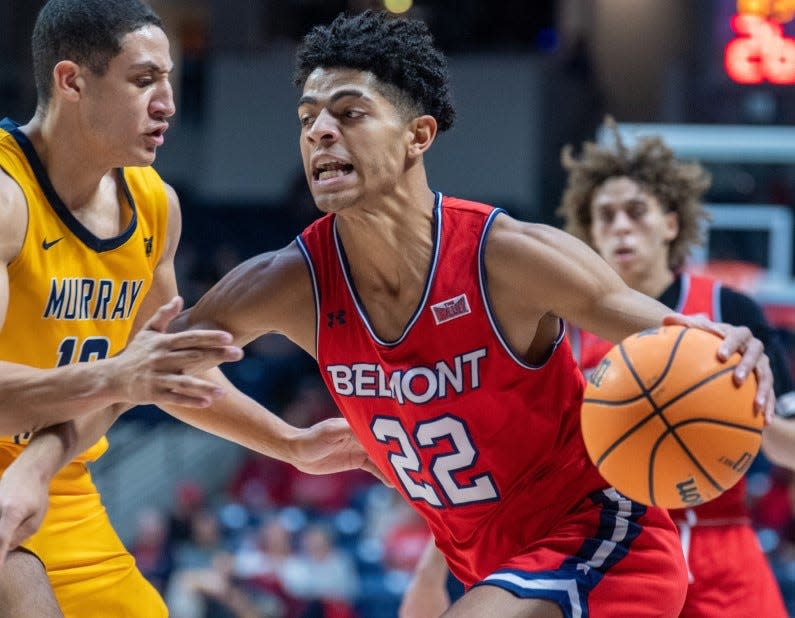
[478,209,564,369]
[0,117,137,253]
[295,236,321,356]
[333,191,443,347]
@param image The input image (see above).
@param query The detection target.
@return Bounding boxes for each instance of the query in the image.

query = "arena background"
[3,1,795,616]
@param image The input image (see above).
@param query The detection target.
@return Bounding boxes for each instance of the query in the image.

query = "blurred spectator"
[168,480,207,545]
[233,517,302,616]
[131,508,174,594]
[280,524,359,617]
[381,502,432,574]
[228,378,376,515]
[168,552,264,618]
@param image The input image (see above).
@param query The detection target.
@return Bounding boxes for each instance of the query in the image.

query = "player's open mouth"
[313,161,354,181]
[144,126,168,146]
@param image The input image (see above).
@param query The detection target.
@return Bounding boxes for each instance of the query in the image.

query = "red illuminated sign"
[725,14,795,83]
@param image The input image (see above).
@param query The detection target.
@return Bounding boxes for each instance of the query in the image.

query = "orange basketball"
[580,325,762,509]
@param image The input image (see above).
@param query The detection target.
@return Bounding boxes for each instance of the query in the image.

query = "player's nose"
[306,108,339,143]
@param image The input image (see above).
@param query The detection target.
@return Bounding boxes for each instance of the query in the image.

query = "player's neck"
[335,186,437,293]
[22,112,114,211]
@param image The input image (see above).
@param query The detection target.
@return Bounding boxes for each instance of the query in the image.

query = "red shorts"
[678,521,786,617]
[473,488,687,618]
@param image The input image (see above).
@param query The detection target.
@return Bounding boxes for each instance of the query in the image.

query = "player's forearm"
[161,367,301,464]
[762,416,795,470]
[11,404,129,483]
[0,360,127,435]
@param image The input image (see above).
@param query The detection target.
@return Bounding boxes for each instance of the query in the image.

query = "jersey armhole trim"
[478,210,564,370]
[295,236,320,357]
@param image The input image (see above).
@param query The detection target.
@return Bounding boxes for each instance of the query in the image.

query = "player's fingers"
[161,329,236,353]
[0,510,23,568]
[731,338,764,386]
[764,387,776,424]
[360,459,392,487]
[159,346,243,374]
[144,296,183,333]
[750,354,773,413]
[717,325,754,361]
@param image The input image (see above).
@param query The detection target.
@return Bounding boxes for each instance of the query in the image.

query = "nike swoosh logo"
[42,237,64,250]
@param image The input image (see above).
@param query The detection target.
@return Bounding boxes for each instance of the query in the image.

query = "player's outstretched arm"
[0,296,241,435]
[484,214,775,419]
[162,243,388,483]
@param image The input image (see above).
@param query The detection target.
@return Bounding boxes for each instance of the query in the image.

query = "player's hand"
[399,572,451,618]
[0,456,50,567]
[110,296,243,408]
[291,417,392,485]
[663,313,775,422]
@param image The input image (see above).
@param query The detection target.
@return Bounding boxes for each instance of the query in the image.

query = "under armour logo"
[144,236,153,257]
[327,310,346,327]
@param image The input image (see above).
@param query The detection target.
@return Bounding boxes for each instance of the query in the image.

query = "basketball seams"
[581,325,762,508]
[593,410,660,466]
[654,364,739,411]
[648,425,726,506]
[619,326,688,396]
[595,329,689,472]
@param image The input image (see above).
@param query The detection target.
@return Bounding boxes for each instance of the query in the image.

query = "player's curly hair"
[293,10,456,132]
[32,0,162,107]
[556,118,712,270]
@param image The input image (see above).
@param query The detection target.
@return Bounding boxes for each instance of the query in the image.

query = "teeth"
[318,169,347,180]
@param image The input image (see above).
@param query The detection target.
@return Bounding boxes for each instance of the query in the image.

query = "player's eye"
[628,204,648,220]
[598,210,615,224]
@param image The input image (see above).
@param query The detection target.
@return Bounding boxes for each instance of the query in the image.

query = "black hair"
[32,0,162,106]
[294,10,456,131]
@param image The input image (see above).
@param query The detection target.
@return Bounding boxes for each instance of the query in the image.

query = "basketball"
[580,325,763,509]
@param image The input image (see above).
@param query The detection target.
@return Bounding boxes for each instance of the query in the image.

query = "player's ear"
[663,210,679,242]
[407,115,437,158]
[52,60,83,102]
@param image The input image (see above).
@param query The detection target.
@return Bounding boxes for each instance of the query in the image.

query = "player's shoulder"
[486,211,573,253]
[0,166,28,263]
[195,241,314,345]
[223,242,309,296]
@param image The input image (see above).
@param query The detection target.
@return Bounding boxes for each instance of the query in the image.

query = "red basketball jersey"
[570,273,748,521]
[298,194,608,585]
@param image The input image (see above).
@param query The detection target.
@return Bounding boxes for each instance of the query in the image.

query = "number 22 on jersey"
[371,414,499,507]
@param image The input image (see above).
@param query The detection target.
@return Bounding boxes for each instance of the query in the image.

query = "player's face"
[589,176,678,286]
[78,25,175,167]
[298,67,410,214]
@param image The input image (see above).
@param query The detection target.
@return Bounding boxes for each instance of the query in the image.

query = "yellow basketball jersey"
[0,118,169,462]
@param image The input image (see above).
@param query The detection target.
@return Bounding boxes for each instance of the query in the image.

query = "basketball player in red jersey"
[556,126,794,617]
[3,11,777,617]
[401,124,795,618]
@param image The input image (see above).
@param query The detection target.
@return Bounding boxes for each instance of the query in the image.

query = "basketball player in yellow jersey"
[0,1,383,616]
